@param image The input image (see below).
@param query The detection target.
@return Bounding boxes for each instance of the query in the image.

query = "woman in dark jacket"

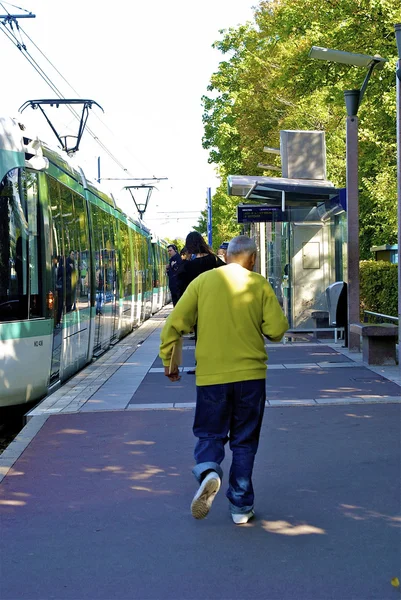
[176,232,225,298]
[176,232,225,373]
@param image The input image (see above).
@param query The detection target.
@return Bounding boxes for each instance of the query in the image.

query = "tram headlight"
[47,291,54,311]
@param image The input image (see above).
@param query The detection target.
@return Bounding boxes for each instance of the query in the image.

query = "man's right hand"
[164,366,180,382]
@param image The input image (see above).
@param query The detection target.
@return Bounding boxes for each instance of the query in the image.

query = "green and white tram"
[0,117,169,408]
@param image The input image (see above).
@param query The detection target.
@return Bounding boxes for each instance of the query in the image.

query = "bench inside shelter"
[349,323,398,365]
[310,310,339,340]
[285,281,347,343]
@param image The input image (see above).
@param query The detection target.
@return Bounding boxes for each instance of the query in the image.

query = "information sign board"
[237,205,287,223]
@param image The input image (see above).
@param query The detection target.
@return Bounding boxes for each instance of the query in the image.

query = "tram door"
[49,180,64,383]
[119,222,133,335]
[49,179,92,382]
[110,219,120,343]
[92,207,117,355]
[132,229,141,327]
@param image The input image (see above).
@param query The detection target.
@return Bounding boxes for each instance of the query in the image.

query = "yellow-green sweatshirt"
[159,263,289,386]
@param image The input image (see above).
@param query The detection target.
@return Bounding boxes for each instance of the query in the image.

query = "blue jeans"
[192,379,266,514]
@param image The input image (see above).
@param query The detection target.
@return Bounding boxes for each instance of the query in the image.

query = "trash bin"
[326,281,347,327]
[326,282,348,342]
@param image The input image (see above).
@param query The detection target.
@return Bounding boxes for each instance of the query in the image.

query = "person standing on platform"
[176,231,225,371]
[217,241,229,263]
[180,246,190,261]
[159,235,288,525]
[166,244,182,306]
[176,231,225,299]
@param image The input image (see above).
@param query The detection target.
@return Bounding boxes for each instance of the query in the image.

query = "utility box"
[280,130,326,180]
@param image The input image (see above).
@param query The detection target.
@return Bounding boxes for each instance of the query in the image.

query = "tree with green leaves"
[164,237,185,252]
[201,0,399,258]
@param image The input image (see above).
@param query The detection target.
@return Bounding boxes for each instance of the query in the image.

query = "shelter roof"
[228,175,341,204]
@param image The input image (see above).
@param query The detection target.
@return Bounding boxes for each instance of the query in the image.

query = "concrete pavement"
[0,308,400,600]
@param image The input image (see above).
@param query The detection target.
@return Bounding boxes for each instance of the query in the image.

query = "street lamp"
[309,46,387,351]
[395,24,401,371]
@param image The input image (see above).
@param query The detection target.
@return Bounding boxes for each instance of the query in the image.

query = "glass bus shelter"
[228,175,347,334]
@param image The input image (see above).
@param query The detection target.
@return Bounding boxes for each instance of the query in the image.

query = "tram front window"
[0,168,42,322]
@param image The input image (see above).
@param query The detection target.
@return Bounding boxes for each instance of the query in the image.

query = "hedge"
[359,261,398,319]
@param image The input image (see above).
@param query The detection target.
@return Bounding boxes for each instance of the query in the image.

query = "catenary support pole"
[207,187,212,247]
[396,58,401,371]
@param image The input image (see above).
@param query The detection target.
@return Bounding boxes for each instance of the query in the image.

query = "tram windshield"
[0,168,43,322]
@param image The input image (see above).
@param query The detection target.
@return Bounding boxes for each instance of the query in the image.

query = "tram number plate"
[34,340,43,347]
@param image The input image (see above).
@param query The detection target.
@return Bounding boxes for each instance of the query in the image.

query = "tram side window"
[157,246,163,287]
[137,233,144,285]
[103,214,113,304]
[120,223,132,297]
[0,168,43,322]
[108,214,118,302]
[24,171,43,318]
[147,239,153,285]
[132,229,140,289]
[142,237,149,288]
[151,245,157,288]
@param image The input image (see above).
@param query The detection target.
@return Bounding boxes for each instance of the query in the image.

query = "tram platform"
[1,307,400,600]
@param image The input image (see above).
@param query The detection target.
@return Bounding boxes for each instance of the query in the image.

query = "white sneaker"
[231,510,255,525]
[191,472,221,519]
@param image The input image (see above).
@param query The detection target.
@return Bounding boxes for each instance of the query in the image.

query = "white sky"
[0,0,256,240]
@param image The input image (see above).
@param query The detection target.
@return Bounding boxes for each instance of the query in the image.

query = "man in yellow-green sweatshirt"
[159,235,288,525]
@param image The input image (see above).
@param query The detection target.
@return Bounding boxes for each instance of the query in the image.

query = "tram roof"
[228,175,341,203]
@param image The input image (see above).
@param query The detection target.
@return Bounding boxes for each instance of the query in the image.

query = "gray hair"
[227,235,257,257]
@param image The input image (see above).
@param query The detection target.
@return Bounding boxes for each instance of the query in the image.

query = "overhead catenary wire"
[16,21,155,177]
[1,27,70,100]
[0,1,32,14]
[0,10,157,179]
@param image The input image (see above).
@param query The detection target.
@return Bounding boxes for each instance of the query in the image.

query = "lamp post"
[309,47,387,351]
[395,24,401,372]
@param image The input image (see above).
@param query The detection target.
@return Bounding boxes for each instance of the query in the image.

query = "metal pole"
[97,156,101,183]
[396,58,401,371]
[345,112,360,351]
[0,13,36,18]
[207,187,213,247]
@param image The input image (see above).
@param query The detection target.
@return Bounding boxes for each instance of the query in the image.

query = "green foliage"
[193,211,207,236]
[209,183,242,250]
[200,0,399,258]
[359,260,398,317]
[164,237,185,251]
